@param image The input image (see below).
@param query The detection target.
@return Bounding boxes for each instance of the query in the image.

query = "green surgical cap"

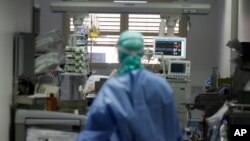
[117,31,144,75]
[118,31,144,62]
[118,31,144,51]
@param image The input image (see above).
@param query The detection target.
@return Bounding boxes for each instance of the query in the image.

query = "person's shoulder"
[96,77,122,99]
[102,77,118,87]
[102,75,126,89]
[142,69,167,83]
[142,70,173,93]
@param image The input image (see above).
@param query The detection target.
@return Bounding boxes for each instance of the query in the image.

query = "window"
[128,14,179,48]
[89,14,120,63]
[70,13,120,47]
[69,13,180,63]
[70,13,120,63]
[96,14,120,33]
[129,14,161,33]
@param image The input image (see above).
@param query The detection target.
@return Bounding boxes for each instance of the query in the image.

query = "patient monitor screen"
[154,37,186,59]
[170,63,186,73]
[155,40,182,56]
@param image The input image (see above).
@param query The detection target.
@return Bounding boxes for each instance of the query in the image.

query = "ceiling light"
[113,1,148,4]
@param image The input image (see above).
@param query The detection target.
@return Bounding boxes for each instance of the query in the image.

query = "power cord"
[182,103,195,128]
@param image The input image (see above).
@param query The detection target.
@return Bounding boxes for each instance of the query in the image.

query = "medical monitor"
[167,60,191,79]
[154,37,186,59]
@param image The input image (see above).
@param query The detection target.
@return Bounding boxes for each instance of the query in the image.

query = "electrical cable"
[185,104,195,128]
[57,73,64,99]
[187,105,192,128]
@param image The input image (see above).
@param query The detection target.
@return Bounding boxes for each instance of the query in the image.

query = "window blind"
[129,14,179,48]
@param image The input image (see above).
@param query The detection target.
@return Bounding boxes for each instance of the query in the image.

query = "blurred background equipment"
[65,14,89,74]
[15,109,86,141]
[35,52,61,74]
[35,30,61,53]
[14,33,35,77]
[35,30,63,75]
[65,47,88,74]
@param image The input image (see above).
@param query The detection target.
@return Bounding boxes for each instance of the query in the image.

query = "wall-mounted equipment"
[50,2,210,15]
[15,109,86,141]
[166,59,191,79]
[14,33,35,77]
[154,36,187,59]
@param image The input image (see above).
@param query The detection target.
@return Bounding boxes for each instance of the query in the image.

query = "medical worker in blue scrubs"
[77,31,183,141]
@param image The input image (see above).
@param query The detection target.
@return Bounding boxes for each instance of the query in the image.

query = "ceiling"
[77,0,184,2]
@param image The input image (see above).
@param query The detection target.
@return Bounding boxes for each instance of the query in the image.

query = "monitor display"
[26,128,78,141]
[154,37,186,59]
[170,63,186,73]
[167,60,191,79]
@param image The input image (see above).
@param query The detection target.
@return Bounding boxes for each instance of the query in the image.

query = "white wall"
[217,0,232,78]
[35,0,62,34]
[0,0,32,140]
[216,0,240,78]
[187,0,219,86]
[238,0,250,42]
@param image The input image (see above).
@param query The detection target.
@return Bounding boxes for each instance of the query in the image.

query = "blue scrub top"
[77,69,183,141]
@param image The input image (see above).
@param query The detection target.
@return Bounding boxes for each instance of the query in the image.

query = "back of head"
[117,31,144,75]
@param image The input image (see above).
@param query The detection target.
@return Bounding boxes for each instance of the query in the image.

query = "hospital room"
[1,0,250,141]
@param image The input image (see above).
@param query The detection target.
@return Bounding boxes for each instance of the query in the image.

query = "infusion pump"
[164,59,191,79]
